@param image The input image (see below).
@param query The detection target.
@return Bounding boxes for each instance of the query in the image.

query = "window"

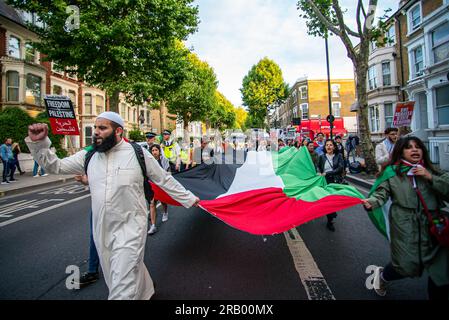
[52,85,62,95]
[369,105,380,132]
[25,74,41,106]
[68,90,77,115]
[436,85,449,125]
[382,62,391,86]
[25,42,36,63]
[408,4,421,32]
[133,109,136,123]
[8,36,21,58]
[386,25,396,46]
[292,105,299,118]
[300,86,307,99]
[332,102,341,118]
[147,111,151,125]
[412,46,424,77]
[368,65,377,90]
[96,95,104,115]
[6,71,20,102]
[370,41,377,52]
[432,22,449,64]
[331,84,340,98]
[85,127,93,146]
[128,107,131,121]
[300,103,309,120]
[84,93,92,115]
[384,103,394,129]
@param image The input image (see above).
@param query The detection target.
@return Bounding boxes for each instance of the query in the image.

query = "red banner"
[44,95,80,135]
[393,101,415,127]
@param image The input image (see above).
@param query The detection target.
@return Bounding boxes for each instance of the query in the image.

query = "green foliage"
[128,126,146,142]
[7,0,199,109]
[297,0,337,37]
[208,91,236,131]
[240,57,289,127]
[0,108,67,157]
[244,113,264,129]
[0,107,34,153]
[167,52,218,126]
[234,107,248,131]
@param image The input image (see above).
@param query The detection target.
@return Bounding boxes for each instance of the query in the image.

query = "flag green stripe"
[272,147,364,201]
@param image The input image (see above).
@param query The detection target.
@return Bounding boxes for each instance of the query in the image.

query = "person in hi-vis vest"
[161,130,181,172]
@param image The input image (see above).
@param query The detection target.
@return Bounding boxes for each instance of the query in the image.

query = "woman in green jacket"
[362,136,449,300]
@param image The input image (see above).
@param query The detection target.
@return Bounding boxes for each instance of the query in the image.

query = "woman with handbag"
[362,136,449,300]
[317,139,345,232]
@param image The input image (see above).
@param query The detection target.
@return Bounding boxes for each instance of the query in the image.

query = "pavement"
[0,171,76,197]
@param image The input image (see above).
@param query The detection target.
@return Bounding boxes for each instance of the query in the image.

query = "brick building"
[0,1,176,151]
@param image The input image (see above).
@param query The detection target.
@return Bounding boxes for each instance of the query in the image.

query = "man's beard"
[93,131,118,152]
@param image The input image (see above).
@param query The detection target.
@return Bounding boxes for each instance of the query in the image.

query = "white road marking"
[0,194,90,228]
[38,185,89,195]
[284,227,335,300]
[0,199,65,216]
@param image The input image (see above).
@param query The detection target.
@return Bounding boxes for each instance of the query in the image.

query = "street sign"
[393,101,415,127]
[326,114,335,123]
[44,95,80,135]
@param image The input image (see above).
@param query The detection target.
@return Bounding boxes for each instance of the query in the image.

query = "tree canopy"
[8,0,199,111]
[240,57,289,129]
[166,52,218,129]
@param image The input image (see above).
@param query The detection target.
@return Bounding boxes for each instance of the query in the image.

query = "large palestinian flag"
[153,147,365,235]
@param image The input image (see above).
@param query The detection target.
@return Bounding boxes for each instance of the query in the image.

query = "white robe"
[25,137,197,300]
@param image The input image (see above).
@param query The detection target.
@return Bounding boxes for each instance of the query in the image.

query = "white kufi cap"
[97,111,124,128]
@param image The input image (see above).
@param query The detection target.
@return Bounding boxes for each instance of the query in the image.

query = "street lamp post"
[325,35,334,139]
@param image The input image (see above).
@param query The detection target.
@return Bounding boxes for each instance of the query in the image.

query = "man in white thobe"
[25,112,199,300]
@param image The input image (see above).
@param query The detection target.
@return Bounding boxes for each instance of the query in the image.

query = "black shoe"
[326,222,335,232]
[73,272,99,288]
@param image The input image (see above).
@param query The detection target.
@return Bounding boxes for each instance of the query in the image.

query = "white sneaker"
[33,175,39,178]
[162,212,169,222]
[41,173,49,177]
[148,224,157,235]
[373,266,387,296]
[1,181,8,185]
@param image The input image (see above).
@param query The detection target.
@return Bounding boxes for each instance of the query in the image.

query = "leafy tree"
[234,107,248,131]
[128,126,146,142]
[8,0,199,112]
[167,52,218,130]
[209,91,236,131]
[297,0,391,173]
[240,57,289,129]
[0,107,34,153]
[0,108,66,157]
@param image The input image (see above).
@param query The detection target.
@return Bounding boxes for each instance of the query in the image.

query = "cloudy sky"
[185,0,397,107]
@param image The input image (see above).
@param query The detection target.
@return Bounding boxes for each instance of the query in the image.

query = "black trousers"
[325,175,338,223]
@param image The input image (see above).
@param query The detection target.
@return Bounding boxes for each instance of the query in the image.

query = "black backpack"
[84,142,154,205]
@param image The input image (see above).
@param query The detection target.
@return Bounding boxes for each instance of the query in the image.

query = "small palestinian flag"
[153,147,365,235]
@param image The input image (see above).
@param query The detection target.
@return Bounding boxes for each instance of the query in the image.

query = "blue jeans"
[88,211,100,274]
[32,161,45,176]
[2,159,14,181]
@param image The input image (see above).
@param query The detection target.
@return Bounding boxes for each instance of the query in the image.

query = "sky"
[185,0,397,107]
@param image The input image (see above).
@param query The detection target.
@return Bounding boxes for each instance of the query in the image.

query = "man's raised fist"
[28,123,49,141]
